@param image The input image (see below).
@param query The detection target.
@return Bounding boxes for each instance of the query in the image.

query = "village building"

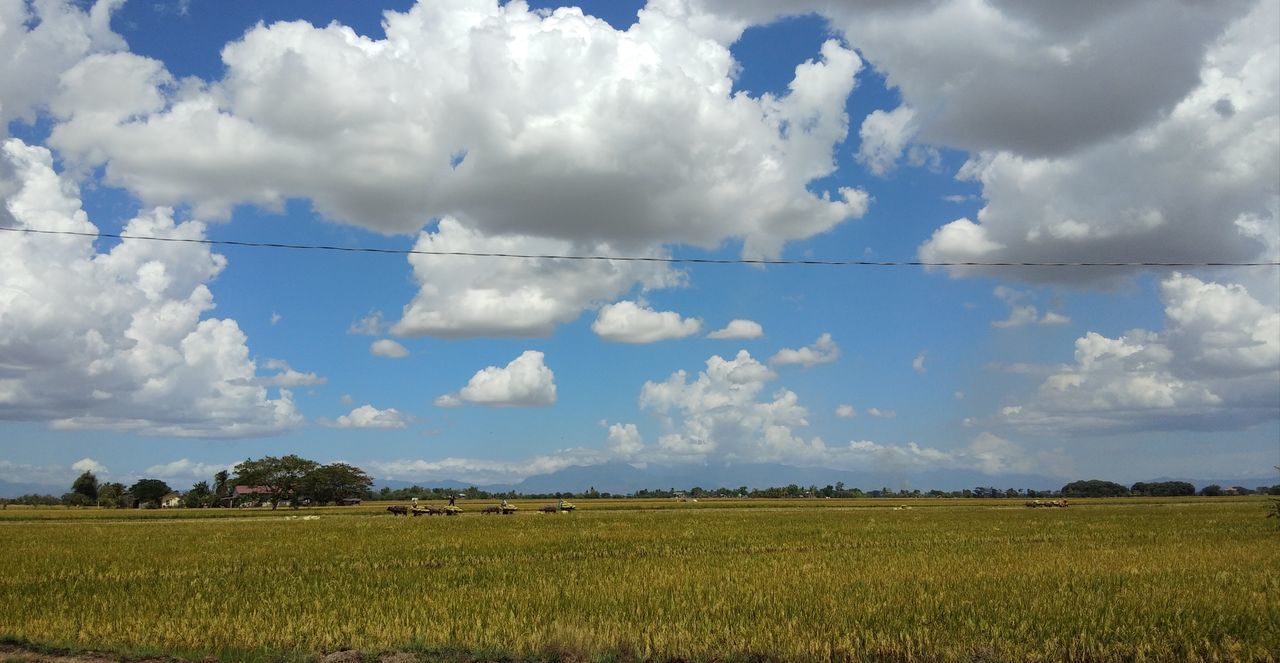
[222,485,273,507]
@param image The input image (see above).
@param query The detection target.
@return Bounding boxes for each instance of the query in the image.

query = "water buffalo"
[387,505,409,516]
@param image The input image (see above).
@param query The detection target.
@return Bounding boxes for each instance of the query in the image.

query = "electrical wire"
[3,226,1278,268]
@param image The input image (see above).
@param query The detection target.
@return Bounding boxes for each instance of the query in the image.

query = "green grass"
[0,498,1276,662]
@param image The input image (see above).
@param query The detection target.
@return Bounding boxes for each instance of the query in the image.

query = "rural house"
[223,485,273,507]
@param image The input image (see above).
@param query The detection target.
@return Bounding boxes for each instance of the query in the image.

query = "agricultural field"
[1,498,1276,662]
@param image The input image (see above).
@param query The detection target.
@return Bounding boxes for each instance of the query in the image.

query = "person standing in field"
[448,494,456,507]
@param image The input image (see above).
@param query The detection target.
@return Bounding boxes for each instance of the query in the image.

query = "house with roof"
[161,492,183,508]
[222,485,273,507]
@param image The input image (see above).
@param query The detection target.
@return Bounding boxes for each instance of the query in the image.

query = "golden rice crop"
[0,498,1276,662]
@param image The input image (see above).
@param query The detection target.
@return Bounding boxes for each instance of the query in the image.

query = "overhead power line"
[3,226,1278,268]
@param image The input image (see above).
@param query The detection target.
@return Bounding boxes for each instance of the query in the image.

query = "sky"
[1,0,1278,492]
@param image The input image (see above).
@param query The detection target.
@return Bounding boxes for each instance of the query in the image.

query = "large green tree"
[129,479,171,508]
[71,471,99,502]
[98,482,128,508]
[300,463,373,505]
[185,481,212,508]
[233,455,319,509]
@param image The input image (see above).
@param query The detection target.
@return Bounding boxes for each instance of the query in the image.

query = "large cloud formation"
[1001,273,1280,433]
[697,0,1255,155]
[45,0,870,337]
[40,0,1271,319]
[0,0,124,131]
[691,0,1275,278]
[0,139,301,436]
[905,0,1276,276]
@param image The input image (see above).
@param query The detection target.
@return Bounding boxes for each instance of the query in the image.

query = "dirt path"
[0,643,180,662]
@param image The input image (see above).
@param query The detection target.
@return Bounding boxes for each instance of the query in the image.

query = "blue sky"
[1,0,1277,492]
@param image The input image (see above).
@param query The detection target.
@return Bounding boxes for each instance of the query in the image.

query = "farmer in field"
[448,494,456,507]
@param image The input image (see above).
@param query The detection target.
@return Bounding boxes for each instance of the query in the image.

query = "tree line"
[1061,479,1280,498]
[1,455,373,509]
[4,471,1277,507]
[375,479,1280,502]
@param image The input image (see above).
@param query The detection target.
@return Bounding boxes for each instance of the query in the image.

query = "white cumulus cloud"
[433,394,462,408]
[592,300,702,344]
[857,105,918,177]
[606,422,645,458]
[370,339,410,359]
[639,350,821,463]
[442,350,557,407]
[348,311,384,336]
[835,404,856,418]
[769,333,839,367]
[707,319,763,340]
[254,359,326,387]
[0,139,301,437]
[71,458,108,475]
[991,286,1071,328]
[394,219,682,338]
[327,404,408,429]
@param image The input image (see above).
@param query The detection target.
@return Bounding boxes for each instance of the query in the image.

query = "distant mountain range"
[5,463,1275,499]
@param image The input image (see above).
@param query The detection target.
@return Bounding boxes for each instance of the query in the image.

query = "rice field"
[1,498,1276,662]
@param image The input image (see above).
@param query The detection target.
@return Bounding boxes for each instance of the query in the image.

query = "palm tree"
[213,470,230,506]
